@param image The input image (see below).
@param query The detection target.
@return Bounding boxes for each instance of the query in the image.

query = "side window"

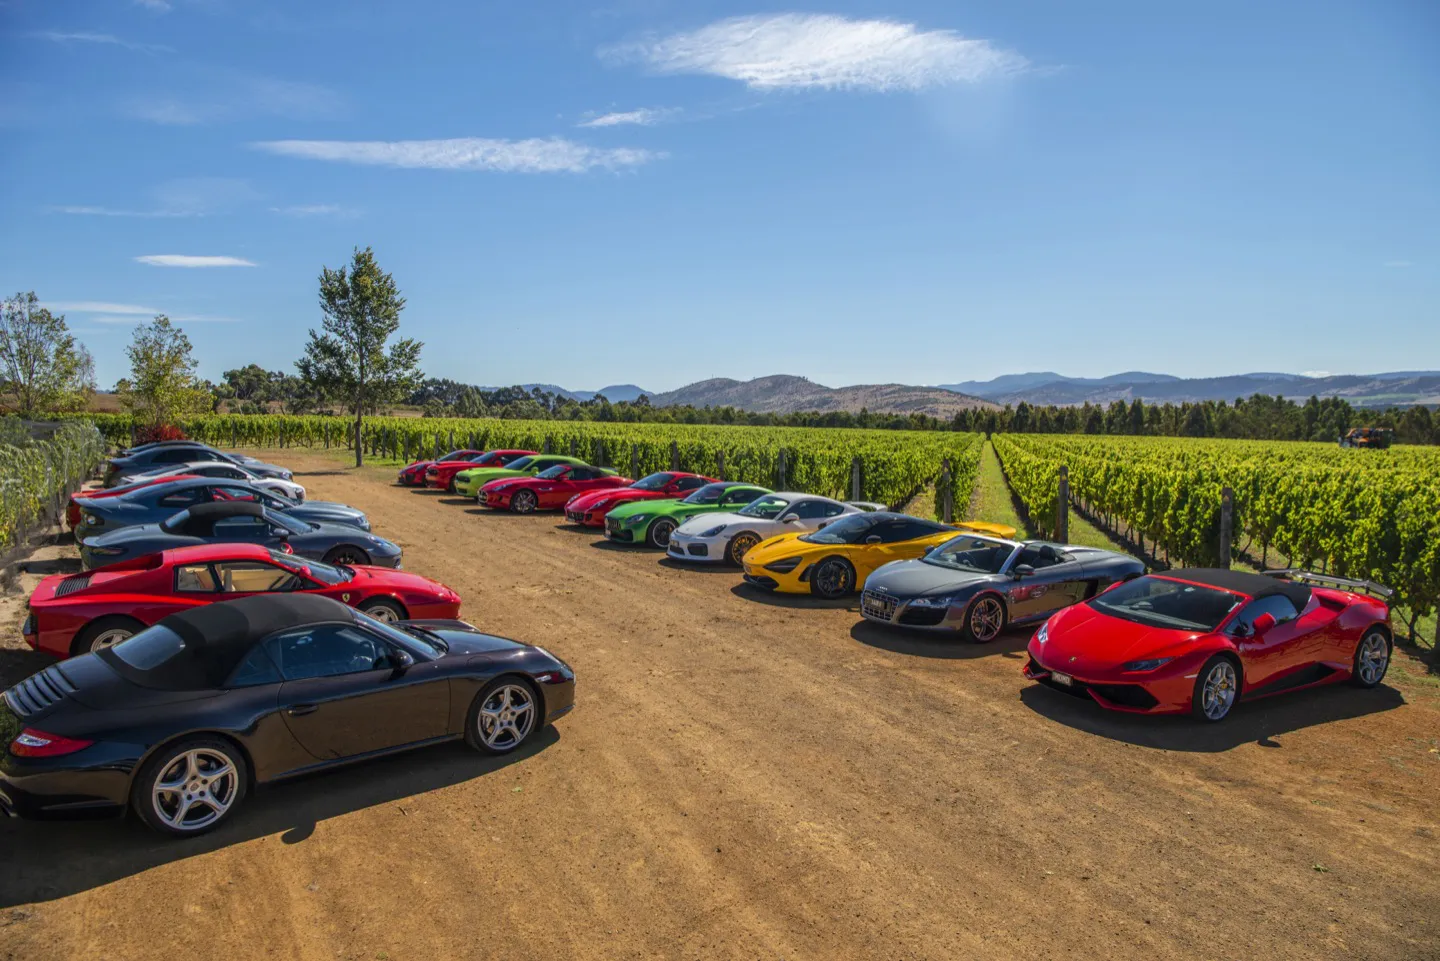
[823,502,847,517]
[787,500,832,520]
[674,476,706,491]
[153,449,190,464]
[215,561,302,593]
[1232,594,1300,633]
[569,467,598,481]
[191,450,221,462]
[174,563,218,592]
[1015,546,1063,570]
[499,454,522,464]
[228,646,282,688]
[212,485,261,502]
[878,520,941,543]
[722,488,759,507]
[265,625,388,681]
[212,515,270,537]
[159,487,206,508]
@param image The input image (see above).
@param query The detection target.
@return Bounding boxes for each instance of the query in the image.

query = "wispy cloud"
[269,203,359,218]
[602,14,1026,91]
[44,301,237,324]
[134,0,172,10]
[135,254,257,268]
[252,137,663,173]
[50,177,259,218]
[1384,260,1413,268]
[47,301,159,315]
[578,106,681,128]
[124,76,345,125]
[31,30,173,54]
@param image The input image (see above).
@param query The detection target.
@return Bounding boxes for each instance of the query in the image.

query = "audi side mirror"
[1012,564,1036,578]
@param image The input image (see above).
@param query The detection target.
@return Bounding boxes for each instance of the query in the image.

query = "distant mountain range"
[496,384,649,403]
[648,376,996,416]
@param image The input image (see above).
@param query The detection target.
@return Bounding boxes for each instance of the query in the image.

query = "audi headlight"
[700,524,727,538]
[764,557,802,574]
[1121,657,1173,672]
[911,595,954,608]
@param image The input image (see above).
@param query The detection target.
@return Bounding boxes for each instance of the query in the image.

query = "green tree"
[0,292,95,416]
[116,316,213,431]
[297,247,423,466]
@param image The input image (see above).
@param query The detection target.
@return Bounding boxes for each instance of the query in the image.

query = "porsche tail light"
[279,542,294,554]
[10,728,94,758]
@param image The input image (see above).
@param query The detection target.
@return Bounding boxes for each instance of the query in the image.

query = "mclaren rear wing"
[1262,569,1394,600]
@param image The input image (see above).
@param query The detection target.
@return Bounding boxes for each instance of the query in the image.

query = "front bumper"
[666,531,722,562]
[741,559,810,594]
[565,508,604,527]
[859,589,964,631]
[477,490,513,509]
[604,517,638,543]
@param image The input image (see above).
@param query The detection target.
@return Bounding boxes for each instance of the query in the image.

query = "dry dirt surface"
[2,449,1437,961]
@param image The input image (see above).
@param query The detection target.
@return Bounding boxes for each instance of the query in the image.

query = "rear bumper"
[0,746,140,820]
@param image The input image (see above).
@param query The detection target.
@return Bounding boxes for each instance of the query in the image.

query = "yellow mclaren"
[741,512,1017,599]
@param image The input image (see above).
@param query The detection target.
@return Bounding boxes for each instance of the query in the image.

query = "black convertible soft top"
[98,593,356,689]
[1157,568,1311,610]
[163,500,266,535]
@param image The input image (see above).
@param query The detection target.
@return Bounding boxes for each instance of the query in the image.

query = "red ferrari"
[22,544,462,658]
[66,475,202,529]
[1023,568,1393,722]
[563,471,718,527]
[425,449,537,492]
[478,465,631,513]
[397,449,486,486]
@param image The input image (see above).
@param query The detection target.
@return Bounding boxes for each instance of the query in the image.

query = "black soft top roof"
[1156,568,1311,609]
[99,594,356,689]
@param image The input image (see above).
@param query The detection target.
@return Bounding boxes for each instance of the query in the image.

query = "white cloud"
[602,13,1026,91]
[32,31,172,54]
[578,107,681,128]
[1301,370,1333,378]
[135,255,257,268]
[43,302,236,323]
[47,301,159,315]
[269,203,359,218]
[252,137,663,173]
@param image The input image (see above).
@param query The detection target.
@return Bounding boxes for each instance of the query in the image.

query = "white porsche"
[666,492,886,566]
[126,460,307,502]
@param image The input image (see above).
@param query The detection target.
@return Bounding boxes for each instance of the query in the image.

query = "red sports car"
[563,471,718,527]
[22,543,462,658]
[1023,568,1393,722]
[66,475,203,529]
[425,449,537,491]
[478,464,632,514]
[397,449,487,486]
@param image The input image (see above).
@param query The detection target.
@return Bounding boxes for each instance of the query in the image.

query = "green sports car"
[604,481,771,548]
[453,454,589,498]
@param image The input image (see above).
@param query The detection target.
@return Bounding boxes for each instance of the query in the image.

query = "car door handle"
[287,703,319,716]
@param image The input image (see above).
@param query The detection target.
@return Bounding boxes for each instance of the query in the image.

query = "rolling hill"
[648,375,996,416]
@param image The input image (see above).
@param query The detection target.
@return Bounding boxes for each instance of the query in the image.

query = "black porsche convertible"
[0,594,575,836]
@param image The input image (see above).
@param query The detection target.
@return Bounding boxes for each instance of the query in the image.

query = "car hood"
[743,532,817,563]
[405,623,531,656]
[1036,602,1205,669]
[864,559,995,598]
[676,510,760,534]
[84,522,171,547]
[404,461,436,472]
[288,501,360,517]
[458,467,525,482]
[608,497,682,518]
[342,566,452,596]
[570,488,660,510]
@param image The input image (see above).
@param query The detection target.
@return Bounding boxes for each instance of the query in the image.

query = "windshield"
[800,514,876,545]
[1091,576,1242,631]
[923,535,1014,573]
[739,495,790,519]
[265,509,313,534]
[682,483,729,505]
[503,456,535,471]
[267,549,351,585]
[356,610,448,657]
[631,472,673,491]
[109,625,186,670]
[437,450,470,462]
[536,465,570,479]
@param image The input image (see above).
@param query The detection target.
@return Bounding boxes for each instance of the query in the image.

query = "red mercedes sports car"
[478,464,631,513]
[425,449,537,491]
[66,475,204,529]
[563,471,718,527]
[22,543,462,658]
[397,449,486,486]
[1023,568,1393,722]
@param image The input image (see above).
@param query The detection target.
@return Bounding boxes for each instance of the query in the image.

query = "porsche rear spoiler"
[1261,569,1394,600]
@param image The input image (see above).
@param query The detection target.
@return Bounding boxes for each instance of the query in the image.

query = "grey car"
[79,501,402,571]
[860,534,1145,641]
[104,444,291,488]
[74,477,368,543]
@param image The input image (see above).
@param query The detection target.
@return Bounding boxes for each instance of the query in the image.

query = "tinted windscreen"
[630,472,673,491]
[800,514,876,545]
[924,536,1013,573]
[267,549,350,585]
[536,465,569,479]
[682,483,727,505]
[739,495,790,519]
[110,625,186,670]
[504,456,535,471]
[1091,576,1242,631]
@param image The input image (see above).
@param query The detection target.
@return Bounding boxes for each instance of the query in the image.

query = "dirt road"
[2,450,1437,961]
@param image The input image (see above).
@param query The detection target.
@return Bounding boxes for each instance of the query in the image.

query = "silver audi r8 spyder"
[859,534,1145,641]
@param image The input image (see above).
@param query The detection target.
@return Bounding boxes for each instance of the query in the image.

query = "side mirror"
[780,515,799,524]
[1251,612,1277,635]
[388,649,414,677]
[864,534,882,544]
[1012,563,1036,578]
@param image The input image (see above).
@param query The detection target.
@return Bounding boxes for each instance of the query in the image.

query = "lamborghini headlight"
[1121,657,1173,672]
[1036,622,1049,644]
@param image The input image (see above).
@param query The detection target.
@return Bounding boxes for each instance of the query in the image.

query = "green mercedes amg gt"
[603,481,771,548]
[453,454,588,498]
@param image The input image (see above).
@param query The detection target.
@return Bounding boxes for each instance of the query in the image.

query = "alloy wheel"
[91,627,133,651]
[477,684,536,751]
[1201,661,1238,720]
[1357,632,1390,684]
[362,603,401,623]
[813,559,853,598]
[968,597,1004,642]
[513,491,537,514]
[151,748,239,832]
[729,533,760,565]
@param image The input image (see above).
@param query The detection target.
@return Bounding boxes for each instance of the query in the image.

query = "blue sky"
[1,0,1436,393]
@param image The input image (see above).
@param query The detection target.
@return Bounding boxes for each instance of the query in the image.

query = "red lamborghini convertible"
[23,543,462,658]
[66,474,203,529]
[424,449,537,491]
[478,464,631,513]
[397,449,485,486]
[1023,568,1393,722]
[563,471,718,527]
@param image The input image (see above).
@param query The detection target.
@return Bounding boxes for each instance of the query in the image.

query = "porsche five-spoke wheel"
[73,615,145,656]
[134,738,248,837]
[727,532,761,566]
[511,490,538,514]
[809,557,855,599]
[358,598,405,623]
[1192,656,1240,722]
[964,595,1007,643]
[466,679,539,755]
[646,519,677,549]
[1350,629,1391,688]
[323,546,371,567]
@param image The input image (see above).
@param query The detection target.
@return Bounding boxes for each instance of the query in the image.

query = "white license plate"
[1050,671,1073,686]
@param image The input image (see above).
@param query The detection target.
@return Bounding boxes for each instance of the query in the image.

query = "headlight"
[83,513,101,526]
[700,524,726,538]
[626,514,650,526]
[358,516,371,531]
[911,595,954,608]
[764,557,801,574]
[591,499,609,511]
[1121,657,1173,672]
[1036,622,1049,644]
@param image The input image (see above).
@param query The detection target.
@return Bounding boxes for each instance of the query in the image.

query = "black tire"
[73,615,146,657]
[132,736,249,838]
[464,677,542,756]
[809,557,856,599]
[357,597,407,624]
[646,518,677,549]
[1191,655,1241,722]
[511,490,538,514]
[962,593,1008,643]
[1349,627,1391,688]
[323,546,371,566]
[726,531,762,566]
[447,478,458,494]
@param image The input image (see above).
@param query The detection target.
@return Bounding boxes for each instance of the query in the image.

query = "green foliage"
[116,316,213,430]
[0,292,95,416]
[0,419,103,552]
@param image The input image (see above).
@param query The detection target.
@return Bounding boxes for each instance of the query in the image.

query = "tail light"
[279,542,294,554]
[10,728,94,758]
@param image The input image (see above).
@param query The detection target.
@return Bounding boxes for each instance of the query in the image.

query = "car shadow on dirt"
[18,557,83,576]
[588,540,653,552]
[729,583,857,612]
[0,728,560,908]
[408,488,449,496]
[0,648,56,689]
[1019,682,1406,753]
[437,497,473,507]
[658,558,736,575]
[849,622,1031,660]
